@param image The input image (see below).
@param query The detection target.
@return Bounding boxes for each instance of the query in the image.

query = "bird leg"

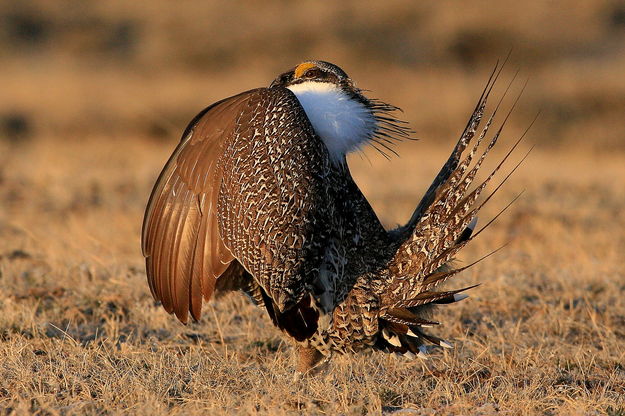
[296,345,325,375]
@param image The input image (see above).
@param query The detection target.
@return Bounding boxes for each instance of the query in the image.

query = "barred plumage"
[142,60,525,374]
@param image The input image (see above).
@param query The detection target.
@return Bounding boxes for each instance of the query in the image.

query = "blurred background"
[1,0,625,150]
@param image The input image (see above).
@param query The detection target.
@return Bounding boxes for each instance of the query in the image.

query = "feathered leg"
[296,345,325,375]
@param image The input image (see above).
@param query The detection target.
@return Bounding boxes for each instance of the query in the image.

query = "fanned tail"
[377,60,531,357]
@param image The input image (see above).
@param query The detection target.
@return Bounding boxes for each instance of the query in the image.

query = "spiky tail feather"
[377,60,532,357]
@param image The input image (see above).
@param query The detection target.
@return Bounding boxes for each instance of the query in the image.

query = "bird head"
[271,61,412,162]
[271,61,357,98]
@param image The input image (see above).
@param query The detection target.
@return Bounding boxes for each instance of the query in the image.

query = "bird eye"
[303,68,324,79]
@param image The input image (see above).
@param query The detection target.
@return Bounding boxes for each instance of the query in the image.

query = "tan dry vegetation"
[1,1,625,415]
[1,137,624,415]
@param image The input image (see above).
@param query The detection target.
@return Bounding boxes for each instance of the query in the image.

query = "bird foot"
[294,346,329,380]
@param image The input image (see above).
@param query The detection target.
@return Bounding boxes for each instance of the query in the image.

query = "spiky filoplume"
[141,60,526,373]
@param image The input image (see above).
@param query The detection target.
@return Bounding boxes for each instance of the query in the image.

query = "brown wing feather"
[142,87,331,323]
[142,90,256,323]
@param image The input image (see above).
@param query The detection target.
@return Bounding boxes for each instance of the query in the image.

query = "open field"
[1,1,625,414]
[1,138,624,415]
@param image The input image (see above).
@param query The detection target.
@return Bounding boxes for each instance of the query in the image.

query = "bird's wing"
[142,87,330,323]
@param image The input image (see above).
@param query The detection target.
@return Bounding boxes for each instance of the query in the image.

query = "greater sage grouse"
[142,60,525,373]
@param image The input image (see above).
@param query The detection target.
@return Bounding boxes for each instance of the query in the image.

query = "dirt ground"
[1,1,624,414]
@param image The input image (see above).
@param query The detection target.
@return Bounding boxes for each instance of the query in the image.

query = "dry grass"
[1,137,624,415]
[1,1,625,414]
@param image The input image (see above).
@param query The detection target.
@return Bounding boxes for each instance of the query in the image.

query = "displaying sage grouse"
[142,60,525,373]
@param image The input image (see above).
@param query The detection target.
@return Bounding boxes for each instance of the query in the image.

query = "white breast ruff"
[287,82,376,163]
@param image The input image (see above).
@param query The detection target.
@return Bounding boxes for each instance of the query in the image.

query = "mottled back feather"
[142,87,333,323]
